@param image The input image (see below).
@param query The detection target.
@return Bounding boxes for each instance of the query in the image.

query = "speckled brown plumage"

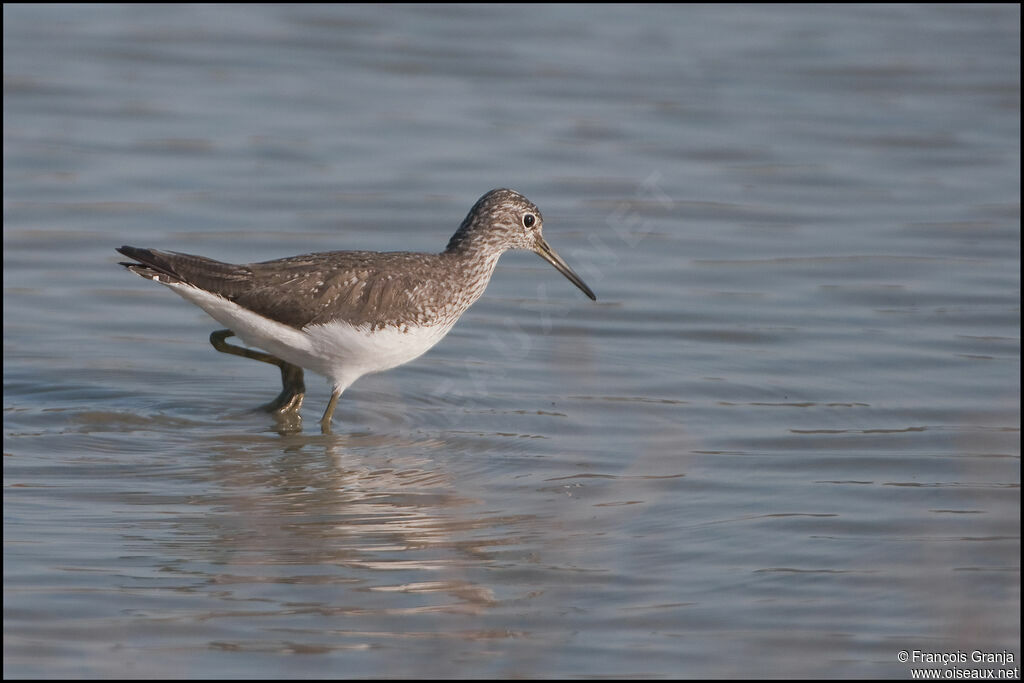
[119,247,491,331]
[116,188,595,431]
[118,189,593,330]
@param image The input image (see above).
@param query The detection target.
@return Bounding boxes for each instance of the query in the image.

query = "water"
[4,4,1019,678]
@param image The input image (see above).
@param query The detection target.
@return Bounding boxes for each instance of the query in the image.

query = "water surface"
[4,4,1020,678]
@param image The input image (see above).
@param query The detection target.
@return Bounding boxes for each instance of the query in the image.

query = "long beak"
[534,236,597,301]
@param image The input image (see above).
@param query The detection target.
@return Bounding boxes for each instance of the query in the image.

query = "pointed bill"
[534,236,597,301]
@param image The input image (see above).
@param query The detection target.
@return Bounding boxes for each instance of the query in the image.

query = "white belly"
[167,282,456,390]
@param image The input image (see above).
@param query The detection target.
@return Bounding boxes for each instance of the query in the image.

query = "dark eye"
[523,213,536,229]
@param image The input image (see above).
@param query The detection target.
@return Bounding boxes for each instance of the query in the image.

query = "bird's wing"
[118,246,452,330]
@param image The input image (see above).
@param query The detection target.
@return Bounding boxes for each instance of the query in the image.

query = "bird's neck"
[441,243,505,309]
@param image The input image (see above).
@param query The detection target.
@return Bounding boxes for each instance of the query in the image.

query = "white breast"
[166,282,457,390]
[303,317,455,385]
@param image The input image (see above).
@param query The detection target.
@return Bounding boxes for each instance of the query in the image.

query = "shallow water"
[4,4,1020,679]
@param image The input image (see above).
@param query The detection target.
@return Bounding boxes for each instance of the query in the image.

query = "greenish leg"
[209,329,305,414]
[319,389,342,434]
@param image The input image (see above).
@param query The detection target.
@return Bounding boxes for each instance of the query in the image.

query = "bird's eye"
[523,213,536,229]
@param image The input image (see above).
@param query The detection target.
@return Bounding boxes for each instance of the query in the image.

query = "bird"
[117,188,596,432]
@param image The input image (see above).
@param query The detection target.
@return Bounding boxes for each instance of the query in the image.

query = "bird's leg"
[209,329,305,414]
[319,388,342,434]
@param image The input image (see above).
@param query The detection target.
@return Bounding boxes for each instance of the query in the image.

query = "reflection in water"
[160,432,540,667]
